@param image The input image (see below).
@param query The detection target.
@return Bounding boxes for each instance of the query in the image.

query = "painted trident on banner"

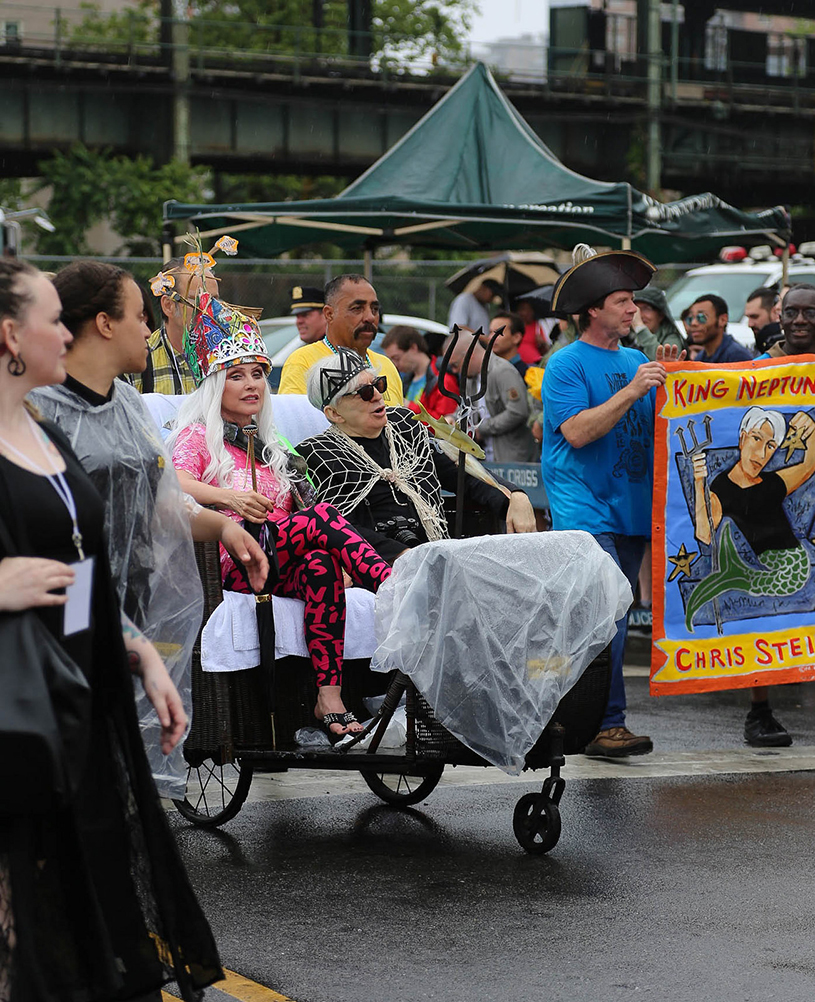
[436,324,502,539]
[676,416,723,634]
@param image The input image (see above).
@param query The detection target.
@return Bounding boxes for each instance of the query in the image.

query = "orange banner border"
[650,355,815,696]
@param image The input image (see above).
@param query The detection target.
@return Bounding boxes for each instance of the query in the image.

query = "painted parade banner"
[651,357,815,695]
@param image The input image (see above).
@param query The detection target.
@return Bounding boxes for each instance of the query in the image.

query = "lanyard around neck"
[0,415,85,560]
[322,337,373,369]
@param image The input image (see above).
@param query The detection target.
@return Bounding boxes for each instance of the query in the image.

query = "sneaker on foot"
[744,709,792,748]
[584,726,654,758]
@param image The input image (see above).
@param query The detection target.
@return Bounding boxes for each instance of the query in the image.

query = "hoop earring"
[7,354,26,377]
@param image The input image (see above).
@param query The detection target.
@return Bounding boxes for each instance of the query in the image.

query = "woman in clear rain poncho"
[30,260,268,797]
[168,285,392,741]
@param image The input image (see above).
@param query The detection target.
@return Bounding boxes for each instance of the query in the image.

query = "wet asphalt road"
[168,674,815,1002]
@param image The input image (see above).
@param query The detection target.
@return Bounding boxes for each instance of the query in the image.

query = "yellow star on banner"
[781,424,808,463]
[667,543,698,581]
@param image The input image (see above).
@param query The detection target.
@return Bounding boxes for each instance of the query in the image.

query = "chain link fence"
[28,256,471,325]
[28,255,696,328]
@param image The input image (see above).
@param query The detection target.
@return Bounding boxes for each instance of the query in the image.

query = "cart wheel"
[360,765,444,807]
[173,758,254,827]
[512,792,562,854]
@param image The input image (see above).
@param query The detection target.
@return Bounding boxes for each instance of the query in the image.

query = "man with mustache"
[278,274,403,405]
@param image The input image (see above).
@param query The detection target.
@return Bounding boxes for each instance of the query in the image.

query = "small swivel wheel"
[174,756,254,828]
[512,792,562,854]
[361,765,444,807]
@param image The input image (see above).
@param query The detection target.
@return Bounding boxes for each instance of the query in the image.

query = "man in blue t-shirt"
[542,249,679,758]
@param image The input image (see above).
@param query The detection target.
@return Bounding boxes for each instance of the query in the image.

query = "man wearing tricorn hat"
[542,246,681,758]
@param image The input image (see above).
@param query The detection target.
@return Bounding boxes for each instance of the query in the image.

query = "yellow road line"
[219,970,297,1002]
[161,969,298,1002]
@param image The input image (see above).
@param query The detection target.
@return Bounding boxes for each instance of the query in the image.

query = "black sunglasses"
[344,375,387,401]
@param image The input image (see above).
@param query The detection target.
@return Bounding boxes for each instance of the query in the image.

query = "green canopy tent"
[164,63,790,264]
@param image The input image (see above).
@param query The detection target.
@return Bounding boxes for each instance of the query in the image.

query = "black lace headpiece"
[319,348,367,408]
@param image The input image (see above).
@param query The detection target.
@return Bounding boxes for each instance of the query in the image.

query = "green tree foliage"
[373,0,476,65]
[213,172,346,204]
[35,145,208,255]
[0,179,25,211]
[188,0,348,55]
[64,0,156,47]
[64,0,477,65]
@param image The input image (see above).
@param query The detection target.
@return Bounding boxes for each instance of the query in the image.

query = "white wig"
[739,405,786,445]
[306,354,379,414]
[168,368,292,492]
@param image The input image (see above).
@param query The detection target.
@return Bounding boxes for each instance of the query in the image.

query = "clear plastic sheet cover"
[372,531,632,774]
[32,383,203,798]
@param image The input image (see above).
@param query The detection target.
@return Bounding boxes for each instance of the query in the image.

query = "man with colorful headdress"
[127,255,220,395]
[278,274,403,406]
[542,246,680,759]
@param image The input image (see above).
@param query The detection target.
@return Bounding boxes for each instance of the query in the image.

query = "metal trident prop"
[675,416,723,634]
[436,324,502,538]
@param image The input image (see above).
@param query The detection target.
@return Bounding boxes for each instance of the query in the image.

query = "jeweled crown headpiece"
[320,348,367,408]
[183,291,271,385]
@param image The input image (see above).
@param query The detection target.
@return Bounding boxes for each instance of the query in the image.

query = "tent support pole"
[161,221,174,263]
[782,244,790,287]
[621,237,632,250]
[363,248,373,283]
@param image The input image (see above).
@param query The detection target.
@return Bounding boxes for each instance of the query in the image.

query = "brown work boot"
[584,726,653,758]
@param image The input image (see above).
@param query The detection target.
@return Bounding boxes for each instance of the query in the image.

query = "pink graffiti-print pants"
[223,502,391,687]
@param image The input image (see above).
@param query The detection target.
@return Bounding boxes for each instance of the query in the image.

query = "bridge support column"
[170,0,190,164]
[645,0,662,195]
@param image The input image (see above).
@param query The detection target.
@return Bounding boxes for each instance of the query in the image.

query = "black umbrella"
[515,284,555,318]
[445,253,560,299]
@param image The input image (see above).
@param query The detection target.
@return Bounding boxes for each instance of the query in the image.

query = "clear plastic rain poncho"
[32,381,203,798]
[372,531,632,774]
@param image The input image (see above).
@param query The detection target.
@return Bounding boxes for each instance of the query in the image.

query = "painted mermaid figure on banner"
[688,404,815,631]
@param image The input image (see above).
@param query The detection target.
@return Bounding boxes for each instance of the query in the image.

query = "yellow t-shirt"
[278,340,404,406]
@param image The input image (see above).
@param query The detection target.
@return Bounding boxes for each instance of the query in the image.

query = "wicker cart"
[174,541,611,854]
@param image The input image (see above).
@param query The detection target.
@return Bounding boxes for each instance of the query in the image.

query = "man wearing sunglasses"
[757,285,815,360]
[686,294,753,363]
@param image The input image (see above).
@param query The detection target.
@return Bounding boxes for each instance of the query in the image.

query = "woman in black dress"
[0,259,222,1001]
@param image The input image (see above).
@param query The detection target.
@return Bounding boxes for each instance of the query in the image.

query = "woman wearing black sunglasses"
[299,349,536,564]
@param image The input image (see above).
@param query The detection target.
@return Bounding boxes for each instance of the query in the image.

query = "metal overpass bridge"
[1,39,814,209]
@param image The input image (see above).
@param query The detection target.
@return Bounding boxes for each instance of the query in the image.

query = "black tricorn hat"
[550,250,656,316]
